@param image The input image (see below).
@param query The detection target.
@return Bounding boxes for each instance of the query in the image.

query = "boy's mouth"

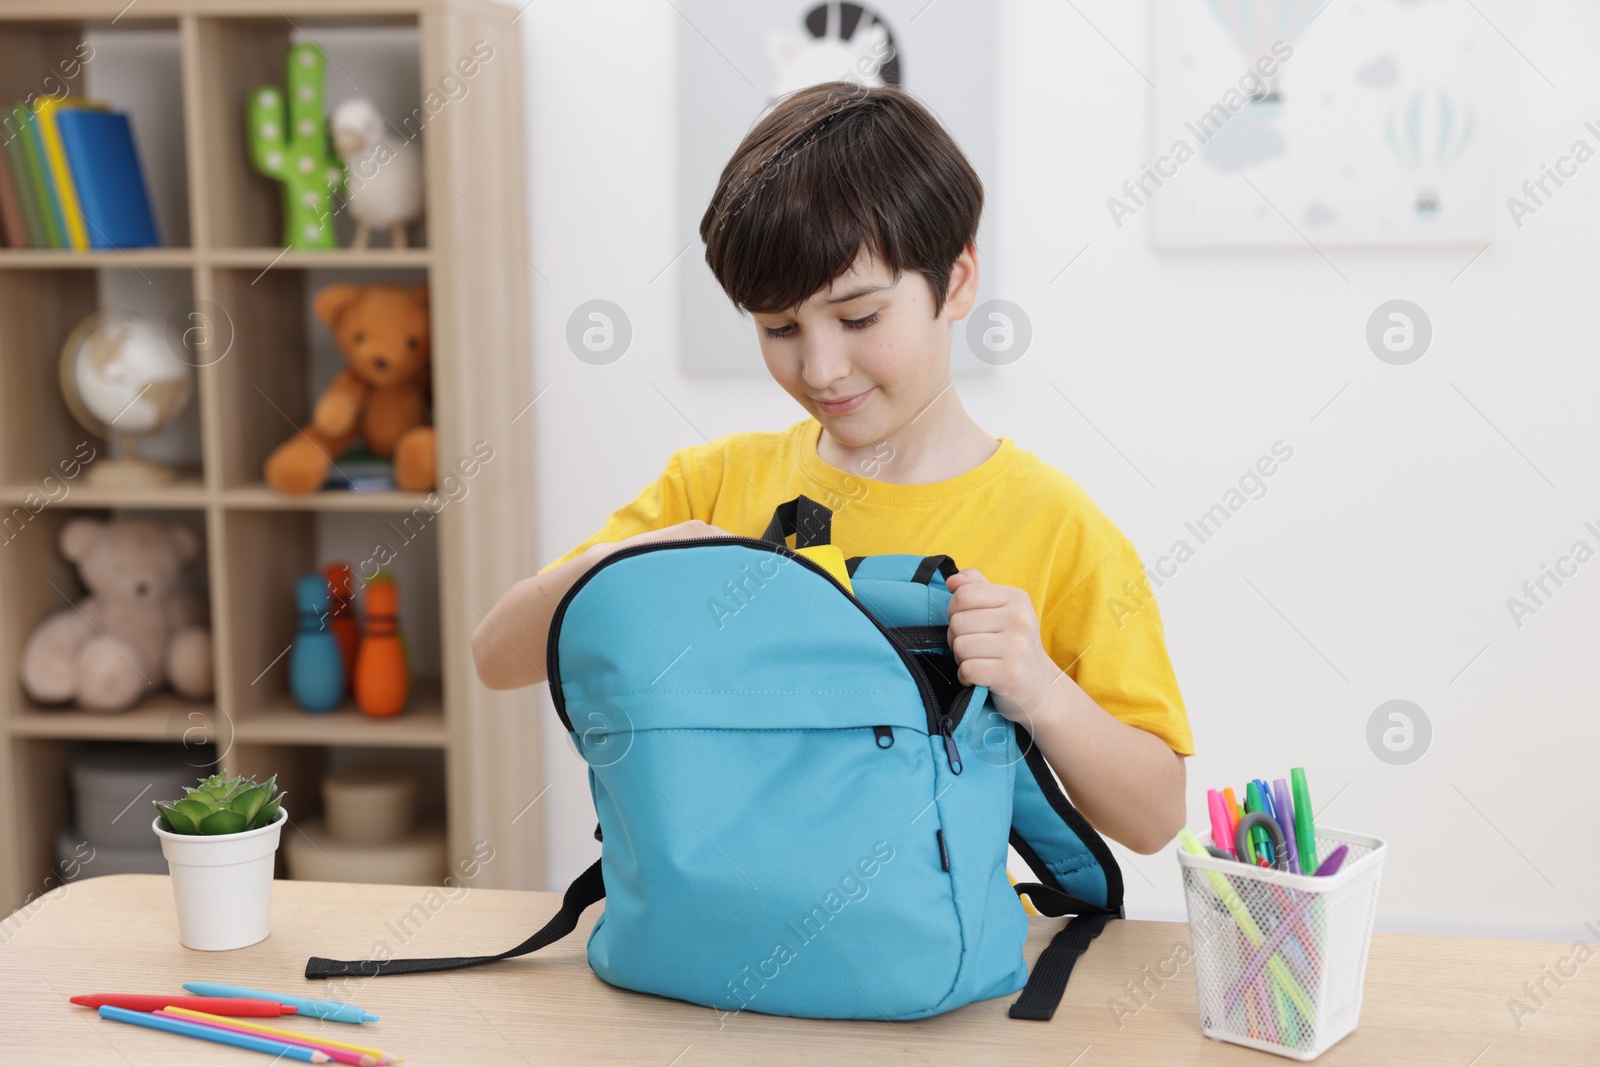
[816,388,873,415]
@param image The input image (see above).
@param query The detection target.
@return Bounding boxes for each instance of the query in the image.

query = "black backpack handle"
[760,494,832,549]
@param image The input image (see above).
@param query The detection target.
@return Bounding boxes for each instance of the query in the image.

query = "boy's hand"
[944,569,1062,726]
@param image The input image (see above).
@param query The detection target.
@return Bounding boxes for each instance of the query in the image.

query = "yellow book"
[31,97,108,251]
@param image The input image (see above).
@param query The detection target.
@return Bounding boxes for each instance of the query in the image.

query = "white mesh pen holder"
[1176,826,1386,1060]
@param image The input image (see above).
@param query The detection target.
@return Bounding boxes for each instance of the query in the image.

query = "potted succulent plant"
[151,773,288,950]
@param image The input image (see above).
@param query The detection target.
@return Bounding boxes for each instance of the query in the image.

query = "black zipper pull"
[938,714,962,775]
[873,725,895,748]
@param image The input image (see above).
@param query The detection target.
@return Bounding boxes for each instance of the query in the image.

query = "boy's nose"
[799,344,851,390]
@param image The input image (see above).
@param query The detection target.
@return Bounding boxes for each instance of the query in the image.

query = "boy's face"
[753,243,979,449]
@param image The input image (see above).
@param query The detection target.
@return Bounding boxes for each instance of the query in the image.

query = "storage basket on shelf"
[1176,826,1386,1061]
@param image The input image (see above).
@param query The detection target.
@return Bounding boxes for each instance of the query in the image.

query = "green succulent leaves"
[154,773,286,836]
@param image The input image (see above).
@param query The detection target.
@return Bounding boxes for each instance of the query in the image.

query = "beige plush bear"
[20,518,214,712]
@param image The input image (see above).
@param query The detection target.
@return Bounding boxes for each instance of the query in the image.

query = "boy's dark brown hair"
[699,81,983,321]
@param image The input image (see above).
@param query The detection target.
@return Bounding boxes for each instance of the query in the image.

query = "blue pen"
[1257,781,1288,868]
[98,1005,324,1060]
[1261,783,1289,869]
[1257,780,1278,824]
[182,981,378,1024]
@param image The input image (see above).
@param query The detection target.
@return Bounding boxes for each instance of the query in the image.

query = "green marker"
[1291,767,1317,873]
[1243,780,1271,864]
[1176,828,1314,1022]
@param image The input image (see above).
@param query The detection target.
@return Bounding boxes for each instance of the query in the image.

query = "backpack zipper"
[545,536,953,744]
[937,686,979,776]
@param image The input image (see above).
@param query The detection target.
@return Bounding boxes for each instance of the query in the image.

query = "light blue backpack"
[308,495,1123,1021]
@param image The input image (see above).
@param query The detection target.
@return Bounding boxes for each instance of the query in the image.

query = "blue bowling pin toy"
[290,572,345,712]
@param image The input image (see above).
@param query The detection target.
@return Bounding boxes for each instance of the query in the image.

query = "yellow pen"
[1177,828,1315,1023]
[163,1007,399,1063]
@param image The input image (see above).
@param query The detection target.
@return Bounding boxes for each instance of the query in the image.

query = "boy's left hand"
[944,569,1062,725]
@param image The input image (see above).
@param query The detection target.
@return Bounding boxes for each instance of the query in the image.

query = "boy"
[473,81,1191,854]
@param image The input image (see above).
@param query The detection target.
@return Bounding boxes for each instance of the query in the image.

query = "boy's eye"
[763,312,878,339]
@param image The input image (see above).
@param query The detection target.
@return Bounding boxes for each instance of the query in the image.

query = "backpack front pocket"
[575,692,967,1021]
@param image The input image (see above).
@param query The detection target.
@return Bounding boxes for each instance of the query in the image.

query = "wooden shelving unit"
[0,0,540,912]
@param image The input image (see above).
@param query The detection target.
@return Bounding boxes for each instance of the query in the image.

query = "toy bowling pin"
[290,573,344,712]
[323,561,359,683]
[354,573,409,717]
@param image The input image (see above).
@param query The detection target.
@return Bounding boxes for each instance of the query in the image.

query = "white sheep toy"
[330,96,424,249]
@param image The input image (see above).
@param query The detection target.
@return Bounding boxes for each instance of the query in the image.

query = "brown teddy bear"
[20,518,214,712]
[263,283,436,495]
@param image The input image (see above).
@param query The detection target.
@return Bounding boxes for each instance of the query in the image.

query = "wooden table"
[2,874,1595,1065]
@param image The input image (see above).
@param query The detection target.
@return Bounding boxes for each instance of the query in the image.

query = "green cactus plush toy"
[155,773,286,836]
[248,43,347,249]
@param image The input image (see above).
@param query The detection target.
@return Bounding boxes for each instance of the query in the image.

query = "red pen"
[70,994,298,1016]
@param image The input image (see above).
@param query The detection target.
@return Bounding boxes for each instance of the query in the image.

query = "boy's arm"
[474,449,712,689]
[945,568,1188,855]
[1017,668,1187,855]
[472,542,612,690]
[472,521,730,690]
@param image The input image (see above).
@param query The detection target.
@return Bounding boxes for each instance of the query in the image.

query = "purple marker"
[1222,845,1350,1015]
[1273,778,1299,874]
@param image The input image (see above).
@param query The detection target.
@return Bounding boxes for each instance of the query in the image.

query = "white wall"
[521,0,1600,941]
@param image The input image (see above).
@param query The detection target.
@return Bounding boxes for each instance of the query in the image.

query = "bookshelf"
[0,0,540,913]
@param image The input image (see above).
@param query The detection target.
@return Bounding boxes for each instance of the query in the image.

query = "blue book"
[55,108,159,249]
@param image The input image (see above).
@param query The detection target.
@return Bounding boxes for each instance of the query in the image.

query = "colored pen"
[1272,778,1299,874]
[1176,829,1315,1020]
[1223,787,1242,824]
[1255,780,1276,823]
[1207,789,1235,858]
[98,1005,329,1061]
[156,1010,379,1066]
[1221,845,1350,1014]
[71,993,297,1016]
[1255,781,1279,848]
[1244,781,1274,867]
[1291,767,1318,873]
[164,1006,397,1064]
[183,982,378,1024]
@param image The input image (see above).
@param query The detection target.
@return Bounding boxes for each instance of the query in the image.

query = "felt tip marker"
[71,993,298,1016]
[182,982,378,1023]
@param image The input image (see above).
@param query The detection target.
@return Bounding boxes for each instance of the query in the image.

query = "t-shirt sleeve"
[536,450,697,576]
[1045,531,1194,757]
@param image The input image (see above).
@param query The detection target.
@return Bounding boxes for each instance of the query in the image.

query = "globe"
[59,308,195,488]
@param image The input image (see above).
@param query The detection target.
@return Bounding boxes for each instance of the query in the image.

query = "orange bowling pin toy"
[354,573,409,717]
[323,562,359,685]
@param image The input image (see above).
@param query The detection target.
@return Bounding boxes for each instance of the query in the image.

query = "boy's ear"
[943,243,981,320]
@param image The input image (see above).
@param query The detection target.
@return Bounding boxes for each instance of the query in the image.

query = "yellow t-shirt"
[539,417,1194,756]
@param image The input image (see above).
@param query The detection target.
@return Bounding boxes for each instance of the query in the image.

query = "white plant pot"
[152,807,287,951]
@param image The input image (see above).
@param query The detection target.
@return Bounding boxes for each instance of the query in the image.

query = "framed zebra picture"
[677,1,999,374]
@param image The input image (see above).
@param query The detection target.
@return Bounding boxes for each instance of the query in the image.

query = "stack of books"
[0,96,161,250]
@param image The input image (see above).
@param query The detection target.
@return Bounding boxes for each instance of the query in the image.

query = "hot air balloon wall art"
[1153,0,1498,249]
[1384,88,1477,221]
[1204,0,1328,108]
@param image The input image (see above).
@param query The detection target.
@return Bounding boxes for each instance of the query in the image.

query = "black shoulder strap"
[1005,723,1124,1021]
[1005,879,1118,1020]
[304,860,604,979]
